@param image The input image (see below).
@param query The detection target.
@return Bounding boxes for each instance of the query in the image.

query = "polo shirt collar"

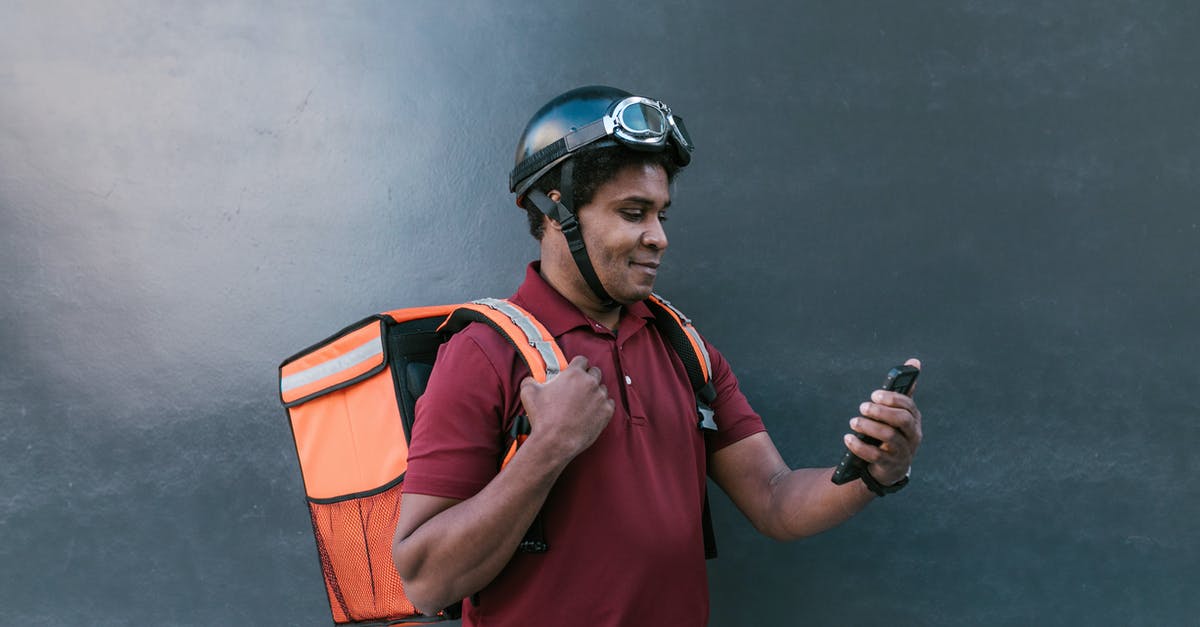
[513,262,654,338]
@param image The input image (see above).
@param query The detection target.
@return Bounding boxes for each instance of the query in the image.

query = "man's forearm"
[393,438,572,614]
[710,433,879,542]
[763,466,877,541]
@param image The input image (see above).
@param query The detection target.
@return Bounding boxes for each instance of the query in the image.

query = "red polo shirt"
[403,263,765,626]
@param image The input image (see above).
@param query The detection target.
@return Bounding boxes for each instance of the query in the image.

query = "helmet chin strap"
[526,159,618,311]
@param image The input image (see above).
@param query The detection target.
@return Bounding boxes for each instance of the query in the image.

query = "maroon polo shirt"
[403,262,765,626]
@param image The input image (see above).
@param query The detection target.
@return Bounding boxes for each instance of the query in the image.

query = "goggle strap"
[564,119,609,151]
[511,138,570,192]
[510,119,611,193]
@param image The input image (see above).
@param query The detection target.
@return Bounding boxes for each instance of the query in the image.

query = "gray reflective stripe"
[472,298,562,379]
[650,293,712,375]
[684,325,712,375]
[280,335,383,395]
[650,293,689,323]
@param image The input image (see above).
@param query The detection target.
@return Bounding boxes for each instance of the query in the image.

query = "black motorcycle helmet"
[509,85,694,308]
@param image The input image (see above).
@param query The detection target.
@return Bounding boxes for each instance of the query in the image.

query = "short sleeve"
[702,339,767,454]
[402,328,519,500]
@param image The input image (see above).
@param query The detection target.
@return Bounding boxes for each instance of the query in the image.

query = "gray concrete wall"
[2,1,1197,624]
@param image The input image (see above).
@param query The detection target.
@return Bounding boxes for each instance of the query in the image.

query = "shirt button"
[624,375,632,385]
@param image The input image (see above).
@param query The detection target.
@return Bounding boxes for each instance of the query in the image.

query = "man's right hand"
[518,355,614,462]
[395,355,614,615]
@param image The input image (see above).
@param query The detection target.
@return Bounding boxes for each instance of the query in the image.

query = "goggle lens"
[618,102,668,138]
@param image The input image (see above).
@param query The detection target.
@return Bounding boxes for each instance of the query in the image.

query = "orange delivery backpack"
[277,295,719,626]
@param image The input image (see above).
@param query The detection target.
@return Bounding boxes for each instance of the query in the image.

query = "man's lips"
[631,259,660,277]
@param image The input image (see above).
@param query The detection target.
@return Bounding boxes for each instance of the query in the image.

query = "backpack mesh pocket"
[308,478,413,624]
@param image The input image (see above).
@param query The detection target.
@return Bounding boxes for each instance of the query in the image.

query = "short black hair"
[521,146,682,240]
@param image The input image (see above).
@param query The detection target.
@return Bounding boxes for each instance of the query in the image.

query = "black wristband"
[861,467,910,497]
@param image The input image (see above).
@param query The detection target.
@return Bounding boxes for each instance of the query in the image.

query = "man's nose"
[642,218,668,250]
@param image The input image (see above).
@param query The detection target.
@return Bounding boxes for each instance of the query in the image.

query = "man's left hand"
[843,357,924,486]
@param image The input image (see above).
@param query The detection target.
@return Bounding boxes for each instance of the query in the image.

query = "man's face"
[575,162,671,305]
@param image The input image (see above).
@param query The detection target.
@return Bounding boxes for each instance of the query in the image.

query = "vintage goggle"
[510,96,694,196]
[597,96,693,158]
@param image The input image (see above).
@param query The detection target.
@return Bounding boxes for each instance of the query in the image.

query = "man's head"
[509,85,693,309]
[520,146,681,240]
[545,157,673,308]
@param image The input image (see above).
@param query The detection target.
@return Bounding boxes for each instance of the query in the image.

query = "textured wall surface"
[2,1,1197,625]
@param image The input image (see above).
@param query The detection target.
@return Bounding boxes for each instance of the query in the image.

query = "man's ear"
[545,190,563,231]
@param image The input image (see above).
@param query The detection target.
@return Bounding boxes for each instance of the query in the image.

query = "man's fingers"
[870,389,916,411]
[859,401,922,453]
[845,425,912,467]
[867,390,921,437]
[850,415,897,445]
[519,375,539,393]
[861,398,916,428]
[843,433,883,463]
[565,355,604,383]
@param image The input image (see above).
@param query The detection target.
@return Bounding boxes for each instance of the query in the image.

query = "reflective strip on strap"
[649,293,712,376]
[279,335,383,395]
[472,298,563,379]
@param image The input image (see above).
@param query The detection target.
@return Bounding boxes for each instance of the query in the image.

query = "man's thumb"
[519,375,540,396]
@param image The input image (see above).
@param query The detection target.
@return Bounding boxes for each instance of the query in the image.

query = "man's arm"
[709,359,923,541]
[391,356,614,616]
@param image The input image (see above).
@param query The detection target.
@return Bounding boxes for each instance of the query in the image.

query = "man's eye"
[621,210,644,221]
[658,212,669,222]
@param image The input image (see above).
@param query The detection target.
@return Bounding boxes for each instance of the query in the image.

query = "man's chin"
[620,285,656,304]
[601,274,656,305]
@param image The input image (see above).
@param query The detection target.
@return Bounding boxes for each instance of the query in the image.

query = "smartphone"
[830,365,920,485]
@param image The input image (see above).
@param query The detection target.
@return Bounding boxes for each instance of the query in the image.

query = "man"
[392,85,923,625]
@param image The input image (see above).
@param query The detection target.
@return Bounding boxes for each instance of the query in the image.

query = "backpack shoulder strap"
[645,293,720,560]
[439,298,562,554]
[645,293,718,429]
[438,297,567,384]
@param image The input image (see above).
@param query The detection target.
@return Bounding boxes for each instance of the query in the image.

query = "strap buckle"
[697,403,718,432]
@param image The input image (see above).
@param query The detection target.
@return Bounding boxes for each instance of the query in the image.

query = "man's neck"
[589,306,621,332]
[538,263,622,331]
